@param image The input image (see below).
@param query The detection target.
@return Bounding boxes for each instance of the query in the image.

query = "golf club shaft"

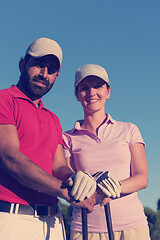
[104,203,114,240]
[81,208,88,240]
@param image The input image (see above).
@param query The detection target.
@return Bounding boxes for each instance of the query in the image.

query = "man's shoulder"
[0,86,15,96]
[0,86,14,101]
[0,87,9,94]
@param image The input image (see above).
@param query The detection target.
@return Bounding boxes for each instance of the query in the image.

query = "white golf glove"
[67,171,97,201]
[92,171,121,198]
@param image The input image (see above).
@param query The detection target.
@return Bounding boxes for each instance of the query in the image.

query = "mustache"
[33,75,49,86]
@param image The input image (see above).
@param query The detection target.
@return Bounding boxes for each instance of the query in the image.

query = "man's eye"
[33,63,57,74]
[35,63,44,68]
[48,67,57,75]
[94,84,103,89]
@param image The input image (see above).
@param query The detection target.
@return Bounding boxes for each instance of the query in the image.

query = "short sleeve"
[0,90,15,125]
[54,114,63,145]
[129,123,145,147]
[62,133,72,158]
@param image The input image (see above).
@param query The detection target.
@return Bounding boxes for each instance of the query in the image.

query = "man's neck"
[16,82,41,108]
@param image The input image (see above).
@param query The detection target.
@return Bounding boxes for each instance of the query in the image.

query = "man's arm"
[0,124,95,210]
[0,124,67,196]
[52,144,74,183]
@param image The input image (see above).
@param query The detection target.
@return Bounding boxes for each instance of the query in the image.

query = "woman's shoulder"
[111,117,142,137]
[63,120,83,135]
[110,115,138,131]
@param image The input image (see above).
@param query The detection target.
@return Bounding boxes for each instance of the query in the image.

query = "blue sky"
[0,0,159,211]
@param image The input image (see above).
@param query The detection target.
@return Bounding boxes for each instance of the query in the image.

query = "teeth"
[88,99,98,103]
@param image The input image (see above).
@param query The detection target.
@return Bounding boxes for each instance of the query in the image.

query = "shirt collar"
[8,85,46,110]
[106,114,116,124]
[71,114,116,133]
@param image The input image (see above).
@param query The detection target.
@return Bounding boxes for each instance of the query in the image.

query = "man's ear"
[19,58,25,73]
[56,72,59,78]
[74,89,80,101]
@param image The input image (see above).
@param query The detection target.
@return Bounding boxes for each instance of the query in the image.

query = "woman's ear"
[19,58,25,73]
[106,87,111,100]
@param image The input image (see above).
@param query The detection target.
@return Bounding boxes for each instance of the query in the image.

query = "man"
[0,38,96,240]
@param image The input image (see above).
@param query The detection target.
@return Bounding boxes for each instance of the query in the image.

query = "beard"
[19,69,54,100]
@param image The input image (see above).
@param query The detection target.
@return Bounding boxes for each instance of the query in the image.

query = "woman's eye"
[80,86,88,91]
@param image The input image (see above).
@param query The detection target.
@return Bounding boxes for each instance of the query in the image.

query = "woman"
[63,64,150,240]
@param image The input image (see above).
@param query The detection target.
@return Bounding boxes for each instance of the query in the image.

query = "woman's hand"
[91,171,121,198]
[96,187,111,206]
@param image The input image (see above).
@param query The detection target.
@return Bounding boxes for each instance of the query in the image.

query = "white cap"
[26,38,63,68]
[74,64,110,87]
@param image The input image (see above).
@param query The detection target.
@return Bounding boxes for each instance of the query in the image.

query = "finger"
[73,177,89,201]
[85,182,97,199]
[77,182,92,201]
[95,171,109,183]
[109,177,121,191]
[70,174,83,197]
[67,177,73,186]
[107,179,121,197]
[105,178,118,191]
[74,176,96,201]
[101,180,117,198]
[100,197,111,206]
[108,172,121,191]
[97,183,112,198]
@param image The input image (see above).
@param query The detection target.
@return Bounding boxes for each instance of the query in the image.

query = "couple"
[0,37,150,240]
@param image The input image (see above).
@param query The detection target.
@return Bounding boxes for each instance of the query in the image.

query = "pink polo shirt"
[0,85,63,206]
[63,115,148,232]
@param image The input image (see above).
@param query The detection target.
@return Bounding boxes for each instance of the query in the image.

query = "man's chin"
[30,86,51,99]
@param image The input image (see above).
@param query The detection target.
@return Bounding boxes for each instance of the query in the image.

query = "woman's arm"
[120,142,148,194]
[65,156,77,173]
[52,145,75,183]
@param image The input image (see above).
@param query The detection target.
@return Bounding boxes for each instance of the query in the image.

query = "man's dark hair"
[24,54,31,63]
[23,54,60,72]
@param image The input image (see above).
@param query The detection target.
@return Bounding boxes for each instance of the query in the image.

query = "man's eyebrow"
[34,59,57,67]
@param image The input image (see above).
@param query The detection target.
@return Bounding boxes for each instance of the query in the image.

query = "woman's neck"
[81,112,107,135]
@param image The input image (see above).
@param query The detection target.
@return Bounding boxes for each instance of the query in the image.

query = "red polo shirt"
[0,85,63,205]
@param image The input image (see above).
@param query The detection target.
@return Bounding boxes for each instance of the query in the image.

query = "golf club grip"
[104,203,114,240]
[81,208,88,240]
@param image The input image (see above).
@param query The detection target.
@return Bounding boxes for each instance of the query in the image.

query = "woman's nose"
[88,87,96,95]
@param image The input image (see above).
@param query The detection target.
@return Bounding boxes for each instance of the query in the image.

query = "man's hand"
[69,193,96,212]
[67,171,97,201]
[92,171,121,198]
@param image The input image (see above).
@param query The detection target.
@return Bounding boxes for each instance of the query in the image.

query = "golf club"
[81,208,88,240]
[104,202,114,240]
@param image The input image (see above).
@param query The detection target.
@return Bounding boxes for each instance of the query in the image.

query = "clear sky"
[0,0,159,211]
